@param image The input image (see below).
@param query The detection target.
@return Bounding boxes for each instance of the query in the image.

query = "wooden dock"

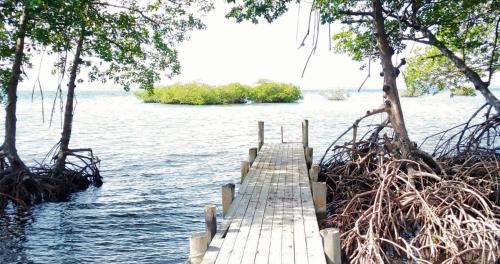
[187,121,341,264]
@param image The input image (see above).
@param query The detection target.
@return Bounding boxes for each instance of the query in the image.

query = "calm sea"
[0,88,497,263]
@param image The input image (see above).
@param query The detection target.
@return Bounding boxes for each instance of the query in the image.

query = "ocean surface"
[0,88,498,263]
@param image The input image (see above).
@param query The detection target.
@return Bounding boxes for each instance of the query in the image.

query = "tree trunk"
[55,30,85,173]
[1,9,28,171]
[372,0,412,157]
[422,28,500,113]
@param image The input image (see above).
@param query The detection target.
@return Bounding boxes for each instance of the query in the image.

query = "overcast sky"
[167,1,398,90]
[19,1,499,91]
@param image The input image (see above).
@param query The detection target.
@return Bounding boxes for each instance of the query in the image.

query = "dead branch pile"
[319,105,499,263]
[0,146,102,208]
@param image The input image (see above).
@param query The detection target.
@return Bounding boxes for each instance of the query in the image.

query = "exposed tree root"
[0,146,102,209]
[319,105,499,263]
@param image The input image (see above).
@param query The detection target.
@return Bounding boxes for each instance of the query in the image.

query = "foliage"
[135,81,302,105]
[214,83,250,104]
[450,86,476,96]
[0,0,213,98]
[69,0,212,91]
[403,47,469,96]
[248,81,302,103]
[407,0,499,77]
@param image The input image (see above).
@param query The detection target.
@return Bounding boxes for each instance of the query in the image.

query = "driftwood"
[319,104,499,264]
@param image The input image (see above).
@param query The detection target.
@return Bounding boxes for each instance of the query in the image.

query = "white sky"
[168,1,392,90]
[19,1,499,91]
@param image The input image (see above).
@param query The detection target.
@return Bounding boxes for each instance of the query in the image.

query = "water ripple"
[0,89,497,263]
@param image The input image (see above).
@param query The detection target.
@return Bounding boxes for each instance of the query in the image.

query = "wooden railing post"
[303,119,309,148]
[222,183,235,217]
[258,121,264,151]
[312,181,327,219]
[204,205,217,243]
[310,164,320,182]
[241,161,249,183]
[320,228,342,264]
[305,147,313,169]
[249,147,257,167]
[189,232,208,264]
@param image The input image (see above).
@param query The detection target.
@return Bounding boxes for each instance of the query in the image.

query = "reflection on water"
[0,89,497,263]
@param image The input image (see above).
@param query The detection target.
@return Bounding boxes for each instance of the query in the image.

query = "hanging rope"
[296,1,301,42]
[31,48,46,123]
[357,57,371,92]
[328,23,332,51]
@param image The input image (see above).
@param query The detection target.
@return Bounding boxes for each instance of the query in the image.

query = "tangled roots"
[319,105,499,263]
[0,147,102,208]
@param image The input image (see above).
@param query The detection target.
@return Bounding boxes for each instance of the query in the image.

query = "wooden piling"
[189,232,208,264]
[303,119,309,148]
[222,183,235,217]
[249,148,257,167]
[204,205,217,243]
[305,147,313,169]
[241,161,249,183]
[320,228,342,264]
[312,181,327,219]
[310,164,320,182]
[258,121,264,151]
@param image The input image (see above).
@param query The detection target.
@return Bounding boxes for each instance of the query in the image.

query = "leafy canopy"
[0,0,214,98]
[402,47,475,96]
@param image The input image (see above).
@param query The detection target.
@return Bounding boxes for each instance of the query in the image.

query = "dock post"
[189,232,208,264]
[312,182,327,219]
[310,164,320,182]
[249,148,257,167]
[303,119,309,148]
[222,183,235,217]
[305,147,313,169]
[320,228,342,264]
[258,121,264,151]
[241,161,249,183]
[204,205,217,243]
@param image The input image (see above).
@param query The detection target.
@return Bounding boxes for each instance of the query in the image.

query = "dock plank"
[281,144,295,264]
[228,144,277,263]
[201,143,326,264]
[292,144,308,264]
[214,145,274,264]
[240,143,280,264]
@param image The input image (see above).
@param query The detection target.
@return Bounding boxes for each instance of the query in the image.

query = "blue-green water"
[0,89,498,263]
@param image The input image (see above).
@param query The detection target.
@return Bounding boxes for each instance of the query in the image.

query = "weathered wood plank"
[202,143,326,264]
[202,145,271,264]
[214,144,274,264]
[228,144,277,263]
[281,144,295,264]
[297,145,327,264]
[239,142,280,264]
[253,145,282,264]
[292,144,308,264]
[268,144,285,264]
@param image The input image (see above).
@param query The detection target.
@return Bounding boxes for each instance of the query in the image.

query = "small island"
[135,81,303,105]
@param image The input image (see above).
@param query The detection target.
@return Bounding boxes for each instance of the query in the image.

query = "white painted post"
[320,228,342,264]
[312,181,327,219]
[189,232,208,264]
